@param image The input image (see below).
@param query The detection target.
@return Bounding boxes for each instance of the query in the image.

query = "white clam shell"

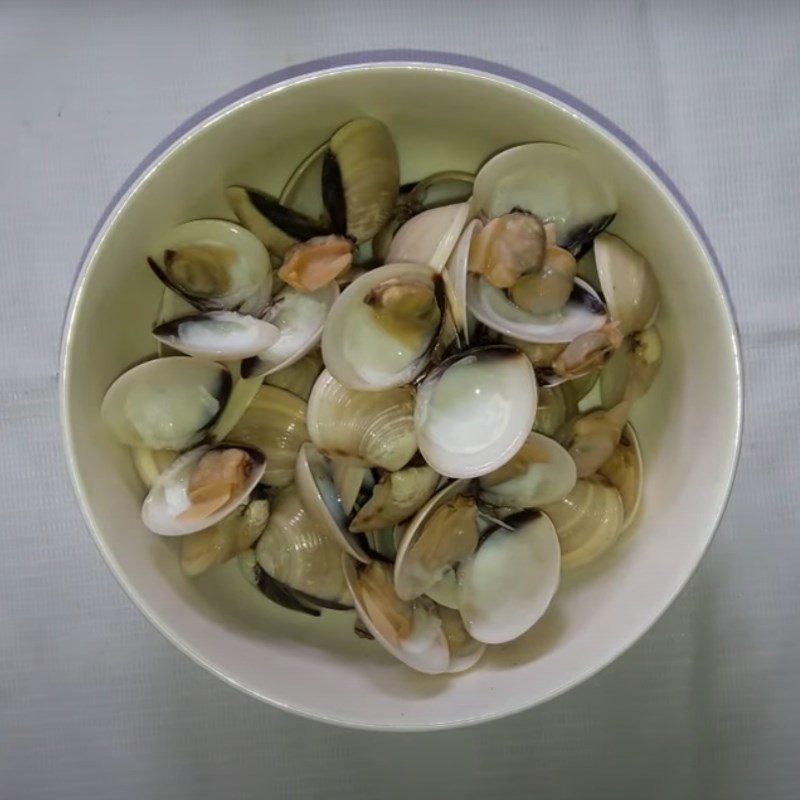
[479,431,577,508]
[472,142,616,252]
[242,282,338,379]
[594,233,660,335]
[141,444,266,537]
[467,275,607,344]
[152,310,279,360]
[307,370,417,471]
[101,356,231,451]
[385,202,470,271]
[321,263,441,391]
[457,511,561,645]
[148,219,272,311]
[415,346,537,479]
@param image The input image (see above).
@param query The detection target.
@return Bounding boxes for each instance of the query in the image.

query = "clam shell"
[307,370,417,471]
[256,486,352,605]
[263,350,323,401]
[228,384,308,488]
[102,357,231,451]
[598,423,643,531]
[457,510,560,645]
[444,218,483,343]
[414,346,537,479]
[141,444,266,536]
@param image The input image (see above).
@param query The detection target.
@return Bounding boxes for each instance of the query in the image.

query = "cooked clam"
[277,235,353,292]
[141,443,266,536]
[479,431,577,508]
[457,510,560,644]
[131,447,178,489]
[600,327,662,408]
[414,346,537,478]
[472,142,617,257]
[566,399,631,478]
[307,370,417,471]
[444,218,483,342]
[147,219,272,313]
[541,477,624,569]
[322,263,445,390]
[598,423,643,530]
[256,485,352,607]
[322,118,400,242]
[227,384,308,488]
[102,357,231,451]
[508,245,577,316]
[263,350,323,401]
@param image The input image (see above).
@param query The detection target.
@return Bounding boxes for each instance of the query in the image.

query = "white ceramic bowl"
[60,52,742,730]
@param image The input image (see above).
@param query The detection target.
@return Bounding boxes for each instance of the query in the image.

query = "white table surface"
[2,2,799,798]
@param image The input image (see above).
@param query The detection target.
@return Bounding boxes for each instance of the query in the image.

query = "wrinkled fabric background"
[1,2,798,798]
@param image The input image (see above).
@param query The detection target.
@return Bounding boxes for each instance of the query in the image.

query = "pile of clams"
[102,119,662,675]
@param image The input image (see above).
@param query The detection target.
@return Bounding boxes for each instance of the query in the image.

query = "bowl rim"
[59,50,744,731]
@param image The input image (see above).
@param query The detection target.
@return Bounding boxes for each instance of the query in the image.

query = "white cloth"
[1,1,798,798]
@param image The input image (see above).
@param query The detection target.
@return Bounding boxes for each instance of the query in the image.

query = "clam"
[239,548,322,617]
[255,485,352,607]
[384,202,470,271]
[227,384,308,488]
[478,432,577,508]
[294,442,372,563]
[279,141,328,223]
[374,170,474,262]
[532,384,576,437]
[152,310,279,360]
[414,346,537,479]
[393,480,478,602]
[331,460,370,516]
[594,233,660,335]
[467,275,608,344]
[141,444,266,536]
[147,220,272,313]
[307,370,417,471]
[154,288,196,356]
[343,558,450,674]
[600,327,662,408]
[508,245,578,316]
[425,569,460,609]
[472,142,617,258]
[349,465,440,533]
[538,322,623,387]
[598,423,643,530]
[102,357,231,451]
[457,510,561,644]
[322,263,445,391]
[566,399,631,478]
[241,282,338,379]
[226,186,329,259]
[322,118,400,242]
[263,349,323,401]
[180,486,270,576]
[541,477,624,569]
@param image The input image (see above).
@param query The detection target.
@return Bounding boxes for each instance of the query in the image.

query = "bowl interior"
[62,63,740,729]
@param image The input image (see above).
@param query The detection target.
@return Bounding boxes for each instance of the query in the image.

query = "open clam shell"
[241,282,338,379]
[444,218,483,343]
[472,142,617,257]
[467,275,607,344]
[294,442,372,563]
[321,263,445,391]
[384,202,470,272]
[102,356,231,451]
[307,370,417,471]
[414,346,537,479]
[594,233,660,335]
[598,423,643,530]
[343,557,450,675]
[279,141,329,223]
[478,431,577,508]
[141,444,266,536]
[152,310,279,360]
[147,219,272,312]
[457,510,560,645]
